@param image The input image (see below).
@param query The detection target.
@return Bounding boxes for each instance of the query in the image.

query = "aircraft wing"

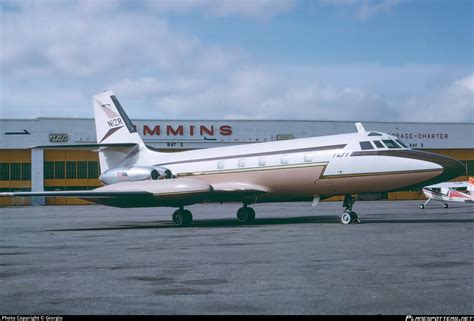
[424,181,468,189]
[0,178,210,208]
[0,178,269,207]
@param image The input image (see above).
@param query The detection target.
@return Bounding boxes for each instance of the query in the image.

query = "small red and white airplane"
[420,177,474,209]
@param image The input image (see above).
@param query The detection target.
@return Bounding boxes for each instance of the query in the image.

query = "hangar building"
[1,118,473,205]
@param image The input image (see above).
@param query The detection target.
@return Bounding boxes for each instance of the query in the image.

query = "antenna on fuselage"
[355,122,366,133]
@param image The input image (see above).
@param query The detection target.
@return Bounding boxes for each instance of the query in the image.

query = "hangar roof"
[1,118,473,150]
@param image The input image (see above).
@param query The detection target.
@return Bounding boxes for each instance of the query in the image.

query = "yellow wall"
[44,149,101,205]
[424,149,472,182]
[1,148,473,206]
[0,149,31,206]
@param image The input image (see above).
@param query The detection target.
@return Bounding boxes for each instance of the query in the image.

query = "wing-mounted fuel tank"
[99,166,173,185]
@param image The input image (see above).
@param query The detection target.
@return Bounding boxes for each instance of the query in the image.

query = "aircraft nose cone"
[441,156,465,180]
[413,150,465,185]
[383,149,465,187]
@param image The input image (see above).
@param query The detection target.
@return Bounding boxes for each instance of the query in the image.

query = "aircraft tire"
[444,203,449,208]
[237,206,255,224]
[341,212,352,225]
[183,209,193,225]
[172,209,192,227]
[420,204,425,209]
[350,211,360,224]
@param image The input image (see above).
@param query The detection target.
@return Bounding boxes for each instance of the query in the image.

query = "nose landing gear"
[341,194,360,224]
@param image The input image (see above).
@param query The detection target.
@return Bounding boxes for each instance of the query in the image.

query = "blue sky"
[172,0,473,65]
[1,0,473,122]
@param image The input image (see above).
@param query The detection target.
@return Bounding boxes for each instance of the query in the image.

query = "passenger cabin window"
[304,153,312,162]
[373,140,384,148]
[396,139,408,148]
[258,157,266,166]
[359,141,374,150]
[238,159,246,168]
[217,160,225,169]
[382,140,401,149]
[281,155,289,165]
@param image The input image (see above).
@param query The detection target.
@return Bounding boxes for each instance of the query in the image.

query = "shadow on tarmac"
[49,215,474,231]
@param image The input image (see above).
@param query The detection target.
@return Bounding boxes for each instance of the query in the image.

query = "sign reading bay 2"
[49,133,68,143]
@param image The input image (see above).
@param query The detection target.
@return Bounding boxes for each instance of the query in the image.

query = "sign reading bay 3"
[49,133,68,143]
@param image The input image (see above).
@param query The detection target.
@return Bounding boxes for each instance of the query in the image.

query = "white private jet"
[420,177,473,209]
[0,91,465,226]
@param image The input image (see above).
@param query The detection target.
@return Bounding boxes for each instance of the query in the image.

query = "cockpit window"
[360,141,374,150]
[382,140,401,149]
[368,132,383,136]
[396,139,408,148]
[373,140,384,148]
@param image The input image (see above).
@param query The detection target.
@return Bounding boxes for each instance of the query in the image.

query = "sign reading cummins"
[49,133,68,143]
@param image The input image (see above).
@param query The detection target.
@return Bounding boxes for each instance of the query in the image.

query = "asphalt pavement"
[1,200,473,314]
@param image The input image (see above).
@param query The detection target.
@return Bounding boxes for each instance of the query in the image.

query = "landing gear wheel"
[341,195,360,224]
[444,203,449,208]
[350,211,360,224]
[183,209,193,224]
[172,209,193,227]
[341,212,352,225]
[341,211,359,224]
[420,204,425,209]
[236,206,256,224]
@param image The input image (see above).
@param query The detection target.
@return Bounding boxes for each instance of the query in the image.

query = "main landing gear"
[420,198,430,209]
[171,204,257,227]
[236,205,256,224]
[341,194,360,225]
[420,199,449,209]
[172,207,193,227]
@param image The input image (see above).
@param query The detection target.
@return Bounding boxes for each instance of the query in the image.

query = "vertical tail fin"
[93,91,143,145]
[93,91,149,173]
[468,177,474,194]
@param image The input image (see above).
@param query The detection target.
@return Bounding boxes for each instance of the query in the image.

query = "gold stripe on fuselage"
[176,162,328,177]
[176,161,441,180]
[320,168,441,179]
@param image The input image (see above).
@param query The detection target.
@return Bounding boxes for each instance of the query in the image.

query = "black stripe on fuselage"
[155,144,346,166]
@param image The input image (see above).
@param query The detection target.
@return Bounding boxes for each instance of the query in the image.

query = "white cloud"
[142,0,296,20]
[320,0,403,20]
[356,0,400,20]
[456,74,474,92]
[1,0,295,20]
[0,1,472,124]
[1,5,200,78]
[401,74,474,122]
[107,66,401,121]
